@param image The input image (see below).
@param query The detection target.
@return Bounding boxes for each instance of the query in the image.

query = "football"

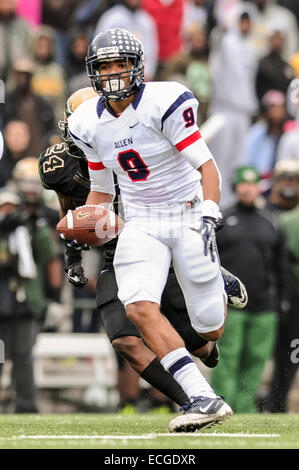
[56,204,124,247]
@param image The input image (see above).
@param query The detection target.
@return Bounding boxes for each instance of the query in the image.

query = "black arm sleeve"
[65,244,82,269]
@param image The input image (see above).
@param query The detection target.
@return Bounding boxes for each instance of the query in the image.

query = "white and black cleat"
[168,395,233,433]
[221,267,248,310]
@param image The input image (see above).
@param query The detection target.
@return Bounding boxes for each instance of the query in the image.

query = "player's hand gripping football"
[66,262,88,288]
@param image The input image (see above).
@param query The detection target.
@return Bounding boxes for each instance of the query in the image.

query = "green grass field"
[0,413,298,449]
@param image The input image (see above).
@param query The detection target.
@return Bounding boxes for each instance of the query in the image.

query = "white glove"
[189,200,222,263]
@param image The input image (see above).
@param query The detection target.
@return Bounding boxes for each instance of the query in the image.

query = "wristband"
[202,200,221,219]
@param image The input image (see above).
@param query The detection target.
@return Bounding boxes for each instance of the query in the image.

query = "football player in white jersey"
[68,28,233,432]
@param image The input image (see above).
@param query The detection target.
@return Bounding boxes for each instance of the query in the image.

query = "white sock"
[160,347,216,400]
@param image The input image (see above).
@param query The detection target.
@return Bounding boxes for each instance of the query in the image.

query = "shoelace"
[179,402,191,412]
[179,397,205,412]
[179,395,226,413]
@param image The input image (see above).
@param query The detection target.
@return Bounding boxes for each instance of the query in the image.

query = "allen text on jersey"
[115,137,133,149]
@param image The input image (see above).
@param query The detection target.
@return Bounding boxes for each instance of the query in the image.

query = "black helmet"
[86,28,144,101]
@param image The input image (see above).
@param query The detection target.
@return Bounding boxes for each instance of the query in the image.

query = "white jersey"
[68,81,211,207]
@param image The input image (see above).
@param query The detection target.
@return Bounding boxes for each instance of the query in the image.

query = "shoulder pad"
[145,81,195,112]
[140,82,197,131]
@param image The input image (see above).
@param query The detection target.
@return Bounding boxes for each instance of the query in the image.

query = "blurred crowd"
[0,0,299,415]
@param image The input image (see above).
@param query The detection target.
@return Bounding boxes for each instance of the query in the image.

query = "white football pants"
[113,199,226,334]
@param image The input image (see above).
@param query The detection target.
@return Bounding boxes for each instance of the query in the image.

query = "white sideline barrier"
[33,333,117,389]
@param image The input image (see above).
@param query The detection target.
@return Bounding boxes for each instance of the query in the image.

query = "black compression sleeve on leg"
[140,358,188,406]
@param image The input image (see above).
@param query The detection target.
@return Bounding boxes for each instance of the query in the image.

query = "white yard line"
[0,432,280,440]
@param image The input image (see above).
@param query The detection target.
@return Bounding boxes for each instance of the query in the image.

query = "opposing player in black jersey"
[39,87,248,410]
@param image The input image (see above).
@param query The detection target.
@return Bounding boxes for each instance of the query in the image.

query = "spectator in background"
[31,25,67,123]
[213,0,243,29]
[94,0,159,81]
[41,0,86,67]
[263,188,299,413]
[210,165,289,413]
[256,159,299,413]
[142,0,184,79]
[277,124,299,163]
[0,120,31,187]
[4,58,56,156]
[290,51,299,79]
[277,0,299,28]
[256,27,294,106]
[11,157,62,331]
[276,79,299,161]
[0,0,33,83]
[12,156,60,235]
[16,0,42,27]
[0,180,60,413]
[243,90,287,193]
[207,0,244,52]
[182,0,209,33]
[66,30,91,95]
[163,23,212,125]
[247,0,298,61]
[72,0,111,39]
[267,159,299,214]
[208,10,258,209]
